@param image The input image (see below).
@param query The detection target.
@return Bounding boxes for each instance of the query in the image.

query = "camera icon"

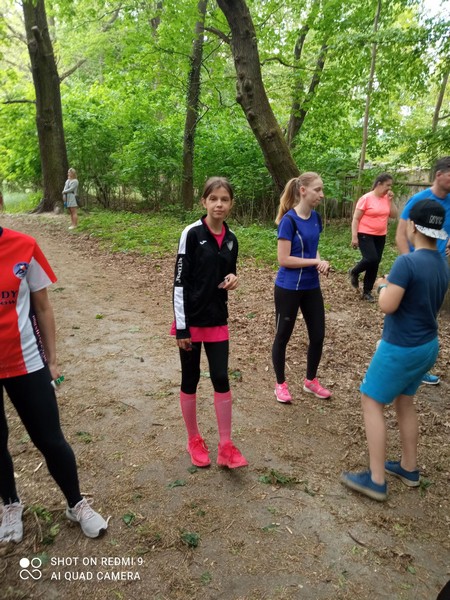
[19,557,43,580]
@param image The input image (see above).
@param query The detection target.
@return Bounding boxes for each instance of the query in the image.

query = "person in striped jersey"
[0,226,108,543]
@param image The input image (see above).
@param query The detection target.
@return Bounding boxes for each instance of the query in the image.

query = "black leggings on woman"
[272,286,325,383]
[0,366,82,507]
[180,341,230,394]
[352,233,386,294]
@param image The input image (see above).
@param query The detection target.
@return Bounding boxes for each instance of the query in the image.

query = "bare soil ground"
[1,213,449,600]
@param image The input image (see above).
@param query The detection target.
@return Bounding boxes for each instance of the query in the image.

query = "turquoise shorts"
[360,338,439,404]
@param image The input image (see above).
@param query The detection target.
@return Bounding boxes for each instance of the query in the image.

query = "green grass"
[3,191,40,213]
[75,209,399,275]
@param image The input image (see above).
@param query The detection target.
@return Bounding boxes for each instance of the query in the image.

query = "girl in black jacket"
[172,177,248,469]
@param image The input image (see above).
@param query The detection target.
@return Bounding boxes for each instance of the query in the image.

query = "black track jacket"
[173,217,238,339]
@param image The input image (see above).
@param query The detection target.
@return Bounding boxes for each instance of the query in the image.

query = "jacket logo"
[200,240,207,245]
[227,241,233,251]
[13,262,29,279]
[175,257,183,283]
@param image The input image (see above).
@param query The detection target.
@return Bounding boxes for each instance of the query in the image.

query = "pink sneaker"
[274,382,292,403]
[186,435,211,467]
[217,441,248,469]
[303,378,332,399]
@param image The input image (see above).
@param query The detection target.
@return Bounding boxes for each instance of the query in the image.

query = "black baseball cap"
[409,199,447,240]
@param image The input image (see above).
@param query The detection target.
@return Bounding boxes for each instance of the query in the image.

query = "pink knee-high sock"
[180,392,199,440]
[214,391,232,444]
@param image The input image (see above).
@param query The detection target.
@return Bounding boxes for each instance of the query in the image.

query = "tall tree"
[358,0,382,186]
[181,0,208,210]
[216,0,299,192]
[22,0,68,211]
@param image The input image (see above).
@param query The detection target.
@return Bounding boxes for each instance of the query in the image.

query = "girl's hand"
[351,237,359,249]
[220,274,238,290]
[48,362,61,381]
[387,190,394,201]
[317,260,330,276]
[177,338,193,351]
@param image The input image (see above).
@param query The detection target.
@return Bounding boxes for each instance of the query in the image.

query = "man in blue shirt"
[395,156,450,384]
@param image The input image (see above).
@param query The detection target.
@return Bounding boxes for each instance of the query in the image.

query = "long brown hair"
[201,176,234,201]
[275,172,320,224]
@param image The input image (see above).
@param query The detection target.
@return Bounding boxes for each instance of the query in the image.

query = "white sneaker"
[66,498,108,538]
[0,502,24,543]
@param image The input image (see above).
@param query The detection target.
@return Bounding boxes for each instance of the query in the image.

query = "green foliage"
[76,431,93,443]
[3,190,40,213]
[1,0,448,208]
[180,531,200,548]
[73,208,399,275]
[27,505,60,545]
[122,511,136,526]
[320,220,398,273]
[167,479,186,489]
[258,469,299,486]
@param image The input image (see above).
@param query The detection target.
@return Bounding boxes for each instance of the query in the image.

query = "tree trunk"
[217,0,299,192]
[432,69,449,133]
[181,0,208,210]
[286,0,322,148]
[357,0,381,197]
[22,0,68,212]
[287,42,328,148]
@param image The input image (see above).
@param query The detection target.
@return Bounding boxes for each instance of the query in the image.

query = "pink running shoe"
[186,435,211,467]
[303,378,332,399]
[217,441,248,469]
[274,382,292,403]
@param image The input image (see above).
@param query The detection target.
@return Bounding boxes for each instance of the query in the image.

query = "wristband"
[377,284,387,294]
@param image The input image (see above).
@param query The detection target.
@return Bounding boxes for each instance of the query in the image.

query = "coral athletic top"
[0,227,57,378]
[356,192,391,236]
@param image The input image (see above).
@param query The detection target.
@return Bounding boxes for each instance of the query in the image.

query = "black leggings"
[352,233,386,294]
[180,341,230,394]
[0,366,82,507]
[272,286,325,383]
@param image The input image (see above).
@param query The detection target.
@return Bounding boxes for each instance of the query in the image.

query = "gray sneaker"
[66,498,108,538]
[362,292,375,303]
[0,502,24,543]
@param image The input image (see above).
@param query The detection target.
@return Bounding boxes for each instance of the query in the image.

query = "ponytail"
[275,172,321,224]
[275,178,299,225]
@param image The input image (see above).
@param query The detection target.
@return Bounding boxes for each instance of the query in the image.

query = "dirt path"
[1,213,449,600]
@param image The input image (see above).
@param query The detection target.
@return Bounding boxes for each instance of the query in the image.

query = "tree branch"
[261,56,317,72]
[1,99,36,105]
[60,59,87,82]
[204,25,230,44]
[101,6,122,32]
[2,15,27,44]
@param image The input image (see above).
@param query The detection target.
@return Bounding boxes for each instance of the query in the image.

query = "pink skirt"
[170,321,229,342]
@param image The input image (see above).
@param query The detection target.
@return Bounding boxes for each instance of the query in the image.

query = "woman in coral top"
[349,173,397,302]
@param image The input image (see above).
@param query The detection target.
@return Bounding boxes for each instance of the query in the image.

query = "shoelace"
[192,438,208,452]
[3,505,22,527]
[73,499,95,521]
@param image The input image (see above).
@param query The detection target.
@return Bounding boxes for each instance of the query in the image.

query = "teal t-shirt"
[383,249,449,347]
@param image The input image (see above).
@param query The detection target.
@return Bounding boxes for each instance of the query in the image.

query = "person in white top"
[62,168,79,229]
